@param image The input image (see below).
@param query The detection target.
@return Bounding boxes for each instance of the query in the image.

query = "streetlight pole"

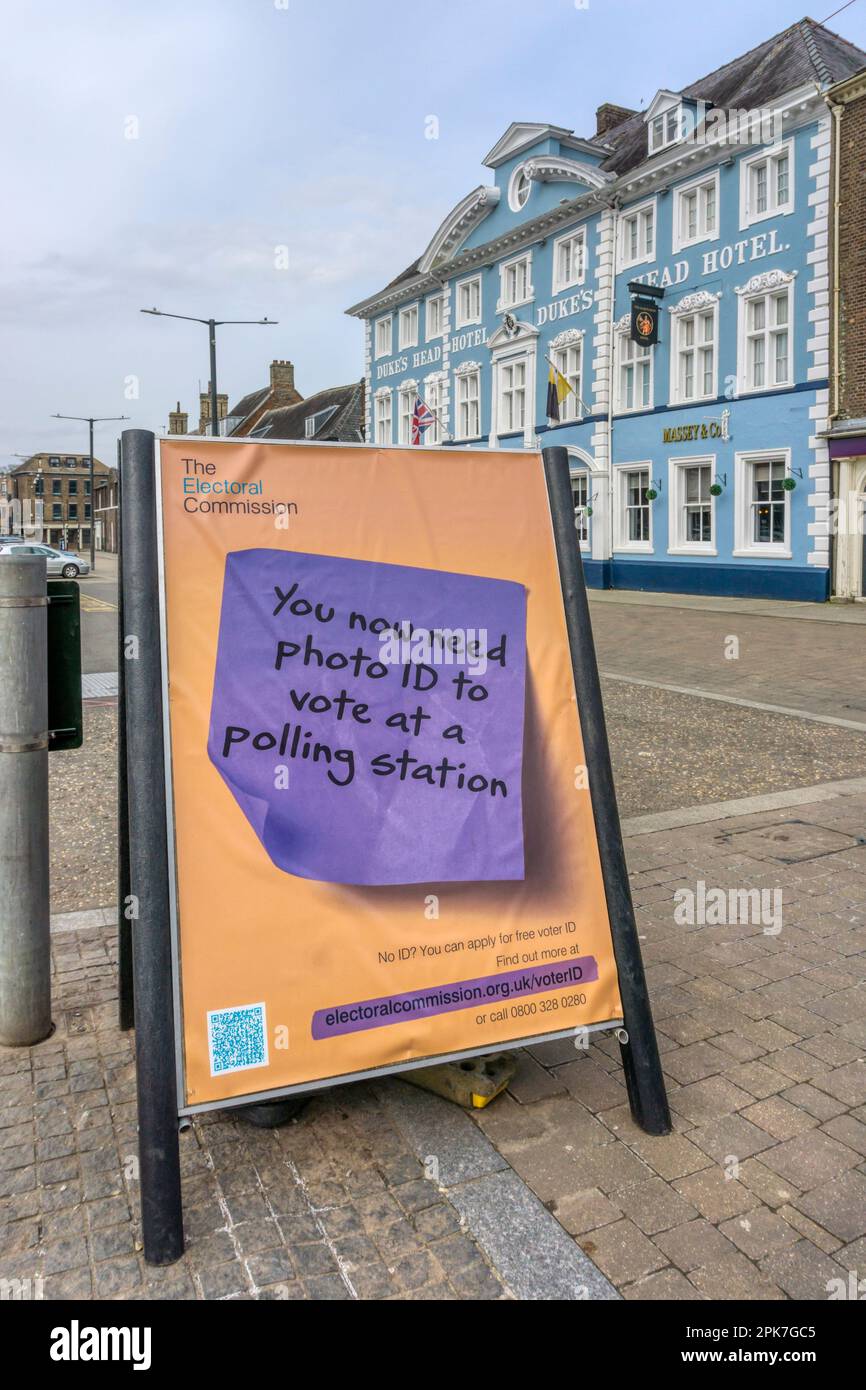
[208,321,218,439]
[140,309,278,438]
[51,414,129,571]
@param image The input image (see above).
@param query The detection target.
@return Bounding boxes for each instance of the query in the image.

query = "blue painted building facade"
[347,23,866,600]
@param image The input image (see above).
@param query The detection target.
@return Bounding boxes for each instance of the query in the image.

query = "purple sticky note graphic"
[207,549,527,886]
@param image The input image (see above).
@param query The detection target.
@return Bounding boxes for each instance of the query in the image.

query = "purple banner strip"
[311,956,599,1040]
[828,435,866,460]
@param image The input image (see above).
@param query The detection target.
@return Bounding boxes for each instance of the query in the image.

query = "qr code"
[207,1003,268,1077]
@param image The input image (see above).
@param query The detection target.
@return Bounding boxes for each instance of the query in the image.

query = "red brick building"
[826,66,866,598]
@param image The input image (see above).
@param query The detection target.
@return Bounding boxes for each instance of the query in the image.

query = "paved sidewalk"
[474,778,866,1300]
[589,590,866,721]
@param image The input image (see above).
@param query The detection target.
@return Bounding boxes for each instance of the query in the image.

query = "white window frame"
[455,275,482,328]
[550,339,583,424]
[739,139,794,229]
[508,164,531,213]
[497,252,534,313]
[736,277,794,397]
[398,382,418,445]
[670,301,718,405]
[734,448,792,558]
[672,170,720,253]
[618,197,656,271]
[422,374,445,445]
[668,455,717,556]
[398,303,419,351]
[648,104,682,155]
[374,314,393,360]
[496,356,528,436]
[374,389,392,445]
[425,293,444,341]
[552,227,587,295]
[454,366,481,441]
[570,469,590,551]
[615,327,654,414]
[614,462,653,553]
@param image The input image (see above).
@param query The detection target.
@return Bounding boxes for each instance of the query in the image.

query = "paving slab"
[447,1171,618,1301]
[373,1078,507,1188]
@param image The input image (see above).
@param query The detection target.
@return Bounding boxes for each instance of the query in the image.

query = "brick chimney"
[269,359,295,393]
[198,385,228,434]
[168,401,188,435]
[596,103,637,137]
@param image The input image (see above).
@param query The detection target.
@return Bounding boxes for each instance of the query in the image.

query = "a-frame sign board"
[118,431,669,1264]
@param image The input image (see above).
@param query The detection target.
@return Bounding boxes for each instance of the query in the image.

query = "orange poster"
[157,437,622,1109]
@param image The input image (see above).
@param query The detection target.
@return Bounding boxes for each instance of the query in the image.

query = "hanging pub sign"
[630,298,660,347]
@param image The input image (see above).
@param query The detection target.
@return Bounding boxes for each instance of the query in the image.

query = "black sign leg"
[541,446,671,1136]
[117,442,134,1032]
[121,429,184,1263]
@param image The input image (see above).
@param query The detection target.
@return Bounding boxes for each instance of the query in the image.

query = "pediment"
[483,122,572,169]
[417,185,500,274]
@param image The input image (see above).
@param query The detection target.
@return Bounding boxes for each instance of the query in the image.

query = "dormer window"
[644,90,686,155]
[650,105,680,153]
[304,406,337,439]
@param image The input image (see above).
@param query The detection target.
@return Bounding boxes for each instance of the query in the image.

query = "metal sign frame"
[46,579,83,751]
[120,429,669,1265]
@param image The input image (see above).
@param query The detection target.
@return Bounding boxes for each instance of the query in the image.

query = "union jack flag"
[411,395,434,445]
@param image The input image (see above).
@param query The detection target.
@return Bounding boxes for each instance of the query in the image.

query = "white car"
[0,542,90,577]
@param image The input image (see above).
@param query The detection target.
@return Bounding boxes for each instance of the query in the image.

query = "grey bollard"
[0,553,52,1045]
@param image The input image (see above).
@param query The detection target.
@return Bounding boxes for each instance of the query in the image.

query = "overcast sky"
[3,0,865,465]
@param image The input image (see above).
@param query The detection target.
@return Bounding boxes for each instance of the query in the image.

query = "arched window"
[570,470,590,548]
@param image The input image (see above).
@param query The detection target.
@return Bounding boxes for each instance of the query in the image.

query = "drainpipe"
[824,93,843,422]
[824,91,844,597]
[605,197,621,584]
